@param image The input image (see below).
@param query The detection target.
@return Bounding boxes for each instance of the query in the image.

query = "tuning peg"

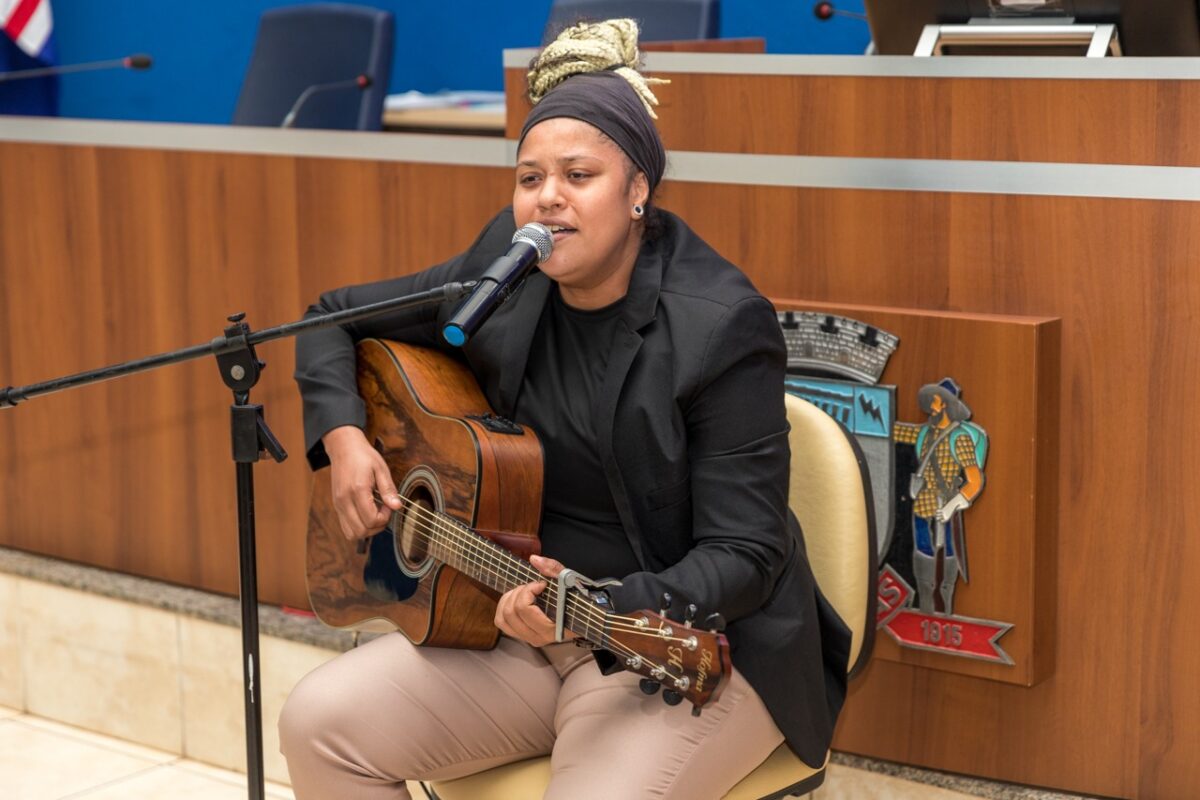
[684,603,697,627]
[659,592,673,616]
[639,678,661,696]
[662,689,684,706]
[704,612,726,633]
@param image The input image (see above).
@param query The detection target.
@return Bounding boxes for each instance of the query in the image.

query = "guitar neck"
[424,513,611,646]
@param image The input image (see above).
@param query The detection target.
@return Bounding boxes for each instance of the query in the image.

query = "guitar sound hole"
[396,485,435,572]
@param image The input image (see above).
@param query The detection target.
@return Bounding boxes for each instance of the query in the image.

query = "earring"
[633,204,644,218]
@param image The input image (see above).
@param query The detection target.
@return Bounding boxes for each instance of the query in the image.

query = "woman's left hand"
[494,554,578,646]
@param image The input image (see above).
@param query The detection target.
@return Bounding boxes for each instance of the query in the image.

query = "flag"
[0,0,57,116]
[2,0,54,62]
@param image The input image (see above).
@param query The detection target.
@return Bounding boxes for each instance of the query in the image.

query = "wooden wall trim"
[10,117,1200,202]
[503,48,1200,80]
[663,152,1200,201]
[0,117,511,166]
[505,65,1200,167]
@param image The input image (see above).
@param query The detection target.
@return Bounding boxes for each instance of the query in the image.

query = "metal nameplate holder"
[914,20,1121,57]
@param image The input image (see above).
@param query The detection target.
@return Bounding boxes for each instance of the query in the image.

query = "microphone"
[280,74,372,129]
[813,2,868,22]
[442,223,554,347]
[0,53,152,83]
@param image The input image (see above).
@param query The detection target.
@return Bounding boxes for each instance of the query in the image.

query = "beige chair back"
[784,393,876,674]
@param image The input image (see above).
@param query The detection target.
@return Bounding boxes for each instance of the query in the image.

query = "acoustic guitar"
[306,339,730,711]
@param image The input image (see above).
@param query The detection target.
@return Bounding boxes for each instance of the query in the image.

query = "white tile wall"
[1,577,986,800]
[179,616,246,774]
[260,632,340,783]
[19,579,184,752]
[7,576,342,788]
[0,574,23,709]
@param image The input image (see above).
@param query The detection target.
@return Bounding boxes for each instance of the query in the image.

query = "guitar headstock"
[604,607,731,712]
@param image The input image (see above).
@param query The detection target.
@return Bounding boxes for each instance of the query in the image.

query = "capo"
[553,569,622,642]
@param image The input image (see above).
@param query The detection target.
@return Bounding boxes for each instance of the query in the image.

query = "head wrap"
[519,70,666,193]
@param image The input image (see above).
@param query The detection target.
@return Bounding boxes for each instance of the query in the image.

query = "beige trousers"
[279,632,784,799]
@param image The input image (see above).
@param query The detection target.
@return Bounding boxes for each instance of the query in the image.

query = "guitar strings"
[392,501,662,671]
[370,489,631,633]
[371,493,708,659]
[421,510,696,643]
[386,494,704,641]
[362,488,709,686]
[387,495,658,641]
[372,491,631,647]
[423,509,708,646]
[370,496,725,699]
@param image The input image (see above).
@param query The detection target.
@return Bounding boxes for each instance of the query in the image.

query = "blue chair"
[233,3,393,131]
[545,0,720,42]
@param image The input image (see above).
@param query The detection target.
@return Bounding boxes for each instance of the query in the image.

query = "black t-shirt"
[513,286,642,581]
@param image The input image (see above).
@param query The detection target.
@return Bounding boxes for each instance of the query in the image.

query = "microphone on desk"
[280,74,372,128]
[442,223,554,348]
[813,2,868,22]
[0,53,152,83]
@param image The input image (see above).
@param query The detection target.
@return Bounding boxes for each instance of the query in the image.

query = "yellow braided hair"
[528,18,669,118]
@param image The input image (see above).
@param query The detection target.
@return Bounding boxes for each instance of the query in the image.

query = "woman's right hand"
[322,425,403,541]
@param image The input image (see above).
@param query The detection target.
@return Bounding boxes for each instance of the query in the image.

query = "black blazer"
[294,208,850,767]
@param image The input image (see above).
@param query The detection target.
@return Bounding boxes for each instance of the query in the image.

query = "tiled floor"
[0,703,988,800]
[0,707,294,800]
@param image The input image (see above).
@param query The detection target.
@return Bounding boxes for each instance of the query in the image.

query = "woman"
[282,19,849,800]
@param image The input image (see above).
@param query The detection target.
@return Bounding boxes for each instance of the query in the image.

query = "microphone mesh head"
[513,222,553,263]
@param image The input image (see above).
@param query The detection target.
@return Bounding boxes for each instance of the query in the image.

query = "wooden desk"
[382,107,505,137]
[381,38,765,137]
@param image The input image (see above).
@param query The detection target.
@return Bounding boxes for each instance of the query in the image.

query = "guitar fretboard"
[422,511,611,646]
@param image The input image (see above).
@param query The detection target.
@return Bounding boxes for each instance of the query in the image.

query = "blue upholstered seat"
[233,3,393,131]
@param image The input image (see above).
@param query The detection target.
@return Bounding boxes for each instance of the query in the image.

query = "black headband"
[519,71,665,193]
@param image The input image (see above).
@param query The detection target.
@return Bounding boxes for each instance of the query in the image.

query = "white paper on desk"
[384,90,506,111]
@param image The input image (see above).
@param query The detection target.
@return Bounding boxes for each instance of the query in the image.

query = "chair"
[427,393,876,800]
[544,0,720,43]
[233,3,393,131]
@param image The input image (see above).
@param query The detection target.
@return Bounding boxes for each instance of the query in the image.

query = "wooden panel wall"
[665,183,1200,800]
[505,67,1200,166]
[3,137,1198,798]
[0,142,513,606]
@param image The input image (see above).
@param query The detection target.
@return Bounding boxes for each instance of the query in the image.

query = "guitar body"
[306,339,544,649]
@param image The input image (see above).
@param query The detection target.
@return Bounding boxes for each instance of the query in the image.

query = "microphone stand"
[0,280,474,800]
[0,54,152,83]
[280,75,370,129]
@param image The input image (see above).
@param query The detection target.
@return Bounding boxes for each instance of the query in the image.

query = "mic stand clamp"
[216,313,287,463]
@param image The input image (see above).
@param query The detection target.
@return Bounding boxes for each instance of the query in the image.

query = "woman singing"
[281,19,849,799]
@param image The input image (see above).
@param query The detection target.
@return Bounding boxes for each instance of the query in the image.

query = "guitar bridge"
[466,413,524,435]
